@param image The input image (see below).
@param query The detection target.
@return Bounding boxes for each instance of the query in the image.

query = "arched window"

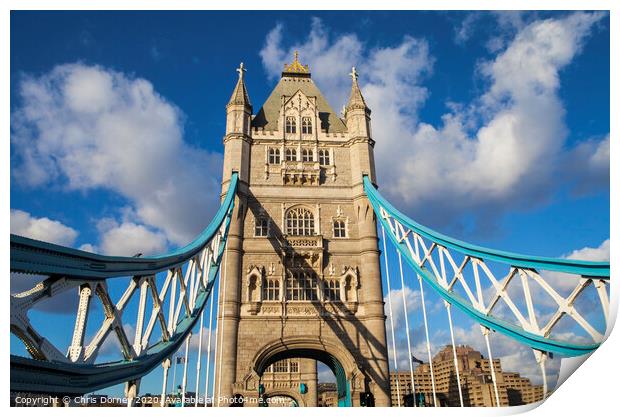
[268,148,281,164]
[302,149,313,162]
[323,280,341,301]
[286,207,315,236]
[286,270,318,301]
[333,220,346,238]
[302,117,312,134]
[262,279,280,301]
[285,116,297,134]
[285,148,297,161]
[318,149,330,165]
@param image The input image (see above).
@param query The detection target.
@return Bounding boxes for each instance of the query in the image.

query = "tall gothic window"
[302,117,312,134]
[333,220,346,238]
[323,280,341,301]
[268,148,281,164]
[286,207,315,236]
[318,149,330,165]
[255,217,269,237]
[262,279,280,301]
[285,116,297,134]
[285,148,297,161]
[302,149,313,162]
[286,270,318,301]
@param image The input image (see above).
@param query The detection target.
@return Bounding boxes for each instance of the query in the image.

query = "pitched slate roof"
[252,76,347,133]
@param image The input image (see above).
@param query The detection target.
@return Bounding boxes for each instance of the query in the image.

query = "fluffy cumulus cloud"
[11,63,223,249]
[10,209,78,246]
[564,238,609,262]
[96,218,168,256]
[259,13,609,233]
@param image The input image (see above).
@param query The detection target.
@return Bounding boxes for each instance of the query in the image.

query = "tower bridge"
[9,53,610,407]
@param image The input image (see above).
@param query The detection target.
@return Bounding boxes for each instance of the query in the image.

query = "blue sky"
[10,11,610,397]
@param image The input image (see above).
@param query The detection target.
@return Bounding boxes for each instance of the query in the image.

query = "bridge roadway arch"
[240,336,365,407]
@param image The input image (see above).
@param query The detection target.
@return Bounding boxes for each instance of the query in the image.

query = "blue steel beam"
[10,173,238,394]
[363,175,610,357]
[364,177,609,278]
[10,173,239,279]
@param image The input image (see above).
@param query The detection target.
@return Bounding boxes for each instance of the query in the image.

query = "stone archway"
[252,337,363,407]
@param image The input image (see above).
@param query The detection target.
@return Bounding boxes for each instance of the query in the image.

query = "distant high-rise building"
[390,345,544,407]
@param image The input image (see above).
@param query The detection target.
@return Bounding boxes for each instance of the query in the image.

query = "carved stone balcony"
[282,234,323,269]
[284,234,323,249]
[280,161,321,185]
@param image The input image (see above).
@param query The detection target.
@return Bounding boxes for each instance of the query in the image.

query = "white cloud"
[384,284,421,331]
[564,238,610,262]
[564,135,610,196]
[260,13,608,234]
[97,218,167,256]
[11,63,223,246]
[10,209,78,246]
[78,243,96,252]
[454,12,483,44]
[189,326,217,355]
[318,364,336,383]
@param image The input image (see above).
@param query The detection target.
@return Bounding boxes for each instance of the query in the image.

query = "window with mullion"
[285,116,297,134]
[285,148,297,161]
[262,279,280,301]
[318,149,330,165]
[302,117,312,134]
[302,148,313,162]
[255,217,269,237]
[268,148,281,164]
[323,280,341,301]
[286,207,315,236]
[333,220,346,238]
[286,270,318,301]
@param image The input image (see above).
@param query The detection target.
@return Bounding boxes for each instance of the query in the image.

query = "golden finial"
[283,50,310,74]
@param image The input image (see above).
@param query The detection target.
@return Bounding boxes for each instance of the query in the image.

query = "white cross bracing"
[378,205,609,403]
[10,217,229,405]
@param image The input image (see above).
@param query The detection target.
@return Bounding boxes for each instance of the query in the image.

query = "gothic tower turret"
[345,67,376,185]
[344,67,371,140]
[223,62,253,184]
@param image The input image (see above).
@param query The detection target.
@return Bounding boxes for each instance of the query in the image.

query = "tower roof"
[252,53,347,133]
[227,62,252,109]
[345,67,370,114]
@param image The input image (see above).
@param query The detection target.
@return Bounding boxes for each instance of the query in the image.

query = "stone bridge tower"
[216,53,390,407]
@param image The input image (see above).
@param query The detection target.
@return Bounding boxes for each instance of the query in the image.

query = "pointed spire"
[228,62,252,108]
[346,66,369,113]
